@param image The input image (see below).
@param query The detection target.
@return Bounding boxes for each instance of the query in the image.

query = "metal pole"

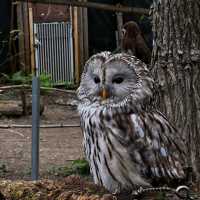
[31,76,40,180]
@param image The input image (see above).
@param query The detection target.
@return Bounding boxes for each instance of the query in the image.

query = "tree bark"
[151,0,200,181]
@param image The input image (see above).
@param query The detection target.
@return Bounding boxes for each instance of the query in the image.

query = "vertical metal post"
[31,76,40,180]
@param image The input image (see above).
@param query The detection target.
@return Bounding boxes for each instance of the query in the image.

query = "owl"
[77,52,187,193]
[121,21,151,64]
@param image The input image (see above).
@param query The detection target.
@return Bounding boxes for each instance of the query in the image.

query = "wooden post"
[72,1,89,84]
[82,0,89,63]
[72,7,81,84]
[16,1,26,72]
[79,6,84,72]
[9,2,17,73]
[116,11,123,48]
[22,2,32,73]
[28,5,35,74]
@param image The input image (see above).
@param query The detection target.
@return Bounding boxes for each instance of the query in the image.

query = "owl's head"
[77,52,154,109]
[122,21,141,38]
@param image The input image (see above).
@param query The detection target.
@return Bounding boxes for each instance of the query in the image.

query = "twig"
[6,129,25,137]
[0,84,76,94]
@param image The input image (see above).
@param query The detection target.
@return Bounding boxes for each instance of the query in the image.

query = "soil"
[0,88,84,180]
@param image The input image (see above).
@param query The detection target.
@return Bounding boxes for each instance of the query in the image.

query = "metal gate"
[34,22,74,85]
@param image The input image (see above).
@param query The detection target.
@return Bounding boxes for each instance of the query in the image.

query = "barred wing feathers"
[80,107,186,191]
[114,110,186,182]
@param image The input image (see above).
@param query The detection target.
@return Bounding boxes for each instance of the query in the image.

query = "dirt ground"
[0,89,84,180]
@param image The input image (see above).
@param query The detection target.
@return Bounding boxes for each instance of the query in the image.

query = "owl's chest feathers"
[79,105,150,191]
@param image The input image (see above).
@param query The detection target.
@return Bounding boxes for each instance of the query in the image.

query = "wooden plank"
[18,0,149,15]
[78,6,84,72]
[32,3,70,23]
[73,7,81,84]
[28,6,36,74]
[82,0,89,62]
[9,2,17,73]
[22,2,32,73]
[0,100,23,116]
[73,1,88,83]
[116,12,123,48]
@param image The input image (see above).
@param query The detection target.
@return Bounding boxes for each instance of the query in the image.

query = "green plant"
[65,82,77,90]
[39,73,53,88]
[0,162,8,177]
[1,71,53,88]
[2,71,32,85]
[48,159,90,177]
[71,159,90,175]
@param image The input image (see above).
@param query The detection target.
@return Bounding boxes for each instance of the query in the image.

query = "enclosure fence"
[34,22,74,85]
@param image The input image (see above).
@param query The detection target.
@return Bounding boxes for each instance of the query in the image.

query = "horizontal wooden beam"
[17,0,149,15]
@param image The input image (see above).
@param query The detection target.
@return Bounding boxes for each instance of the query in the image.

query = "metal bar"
[69,22,74,82]
[58,23,62,83]
[65,24,70,82]
[40,23,45,75]
[37,24,42,75]
[18,0,149,15]
[47,23,51,76]
[53,23,58,83]
[61,23,65,83]
[61,23,66,83]
[43,23,48,74]
[46,23,50,76]
[48,23,52,81]
[65,22,68,83]
[31,76,40,180]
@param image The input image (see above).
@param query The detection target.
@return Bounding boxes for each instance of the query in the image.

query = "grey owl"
[77,52,186,193]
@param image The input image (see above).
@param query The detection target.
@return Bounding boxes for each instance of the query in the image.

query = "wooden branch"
[0,100,23,116]
[0,84,76,94]
[17,0,149,15]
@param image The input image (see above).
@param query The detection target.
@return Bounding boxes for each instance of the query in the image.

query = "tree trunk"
[151,0,200,181]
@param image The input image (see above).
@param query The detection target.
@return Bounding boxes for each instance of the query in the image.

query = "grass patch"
[47,159,90,177]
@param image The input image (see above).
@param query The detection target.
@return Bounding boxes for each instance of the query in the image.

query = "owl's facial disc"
[78,52,140,106]
[98,60,138,103]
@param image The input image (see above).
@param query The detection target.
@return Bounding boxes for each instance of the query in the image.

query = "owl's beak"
[99,87,110,100]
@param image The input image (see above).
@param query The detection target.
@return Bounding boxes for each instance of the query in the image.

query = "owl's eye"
[112,76,124,84]
[94,75,100,84]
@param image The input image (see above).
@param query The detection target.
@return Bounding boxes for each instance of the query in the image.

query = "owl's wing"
[113,110,186,182]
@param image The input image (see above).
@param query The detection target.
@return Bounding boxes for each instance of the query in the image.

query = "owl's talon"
[175,185,194,199]
[131,187,144,196]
